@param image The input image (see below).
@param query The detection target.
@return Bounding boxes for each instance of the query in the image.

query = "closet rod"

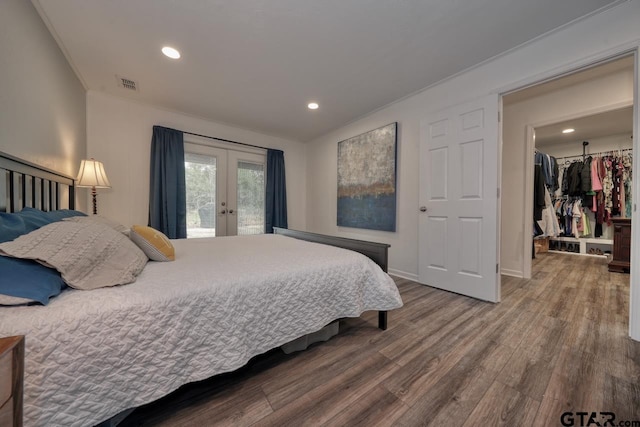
[558,148,632,162]
[181,130,268,151]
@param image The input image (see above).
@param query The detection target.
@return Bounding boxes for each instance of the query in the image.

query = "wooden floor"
[120,253,640,426]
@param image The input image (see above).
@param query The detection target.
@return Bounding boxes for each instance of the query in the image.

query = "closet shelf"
[547,236,613,257]
[548,236,613,245]
[549,249,610,258]
[547,250,609,258]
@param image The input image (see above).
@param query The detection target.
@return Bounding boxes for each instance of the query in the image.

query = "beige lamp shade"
[76,159,111,188]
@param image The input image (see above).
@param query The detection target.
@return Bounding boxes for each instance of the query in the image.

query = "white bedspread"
[0,234,402,427]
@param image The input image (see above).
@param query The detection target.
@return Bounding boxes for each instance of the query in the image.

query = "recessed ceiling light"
[562,128,575,134]
[162,46,181,59]
[308,102,319,110]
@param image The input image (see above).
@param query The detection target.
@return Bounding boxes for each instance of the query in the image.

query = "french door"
[184,144,265,237]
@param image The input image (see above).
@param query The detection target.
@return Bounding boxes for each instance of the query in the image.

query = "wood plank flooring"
[119,254,640,426]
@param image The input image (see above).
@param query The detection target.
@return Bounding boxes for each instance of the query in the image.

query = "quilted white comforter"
[0,234,402,427]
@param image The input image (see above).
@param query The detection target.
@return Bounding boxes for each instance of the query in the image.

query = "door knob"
[419,206,427,212]
[220,209,227,215]
[229,209,235,214]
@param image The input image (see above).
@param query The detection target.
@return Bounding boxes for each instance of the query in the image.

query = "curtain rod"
[181,130,269,151]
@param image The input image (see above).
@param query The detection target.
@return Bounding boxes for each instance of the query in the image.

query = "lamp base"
[91,187,97,215]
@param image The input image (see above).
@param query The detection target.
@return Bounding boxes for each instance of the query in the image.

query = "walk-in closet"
[533,109,633,271]
[501,53,635,280]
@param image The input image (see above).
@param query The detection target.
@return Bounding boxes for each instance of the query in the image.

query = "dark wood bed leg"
[378,311,387,330]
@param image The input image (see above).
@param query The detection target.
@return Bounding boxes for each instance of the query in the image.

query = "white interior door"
[418,94,501,302]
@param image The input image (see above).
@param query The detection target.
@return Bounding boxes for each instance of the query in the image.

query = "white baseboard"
[388,269,419,282]
[501,269,523,278]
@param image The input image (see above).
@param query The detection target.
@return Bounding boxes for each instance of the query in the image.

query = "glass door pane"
[185,152,217,238]
[236,161,265,235]
[227,150,266,236]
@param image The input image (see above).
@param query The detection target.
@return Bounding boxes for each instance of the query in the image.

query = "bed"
[0,152,403,427]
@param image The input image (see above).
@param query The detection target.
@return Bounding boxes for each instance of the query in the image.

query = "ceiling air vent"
[116,75,138,91]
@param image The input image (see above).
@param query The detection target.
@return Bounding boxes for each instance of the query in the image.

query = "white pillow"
[64,215,130,235]
[0,221,148,290]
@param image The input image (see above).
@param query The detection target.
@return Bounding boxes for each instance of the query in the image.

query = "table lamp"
[76,158,111,215]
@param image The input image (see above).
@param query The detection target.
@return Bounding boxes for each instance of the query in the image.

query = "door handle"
[419,206,427,212]
[219,209,227,215]
[228,209,235,215]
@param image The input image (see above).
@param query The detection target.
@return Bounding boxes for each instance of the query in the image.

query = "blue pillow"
[19,207,87,222]
[0,208,87,243]
[0,213,27,243]
[14,208,52,229]
[0,256,66,305]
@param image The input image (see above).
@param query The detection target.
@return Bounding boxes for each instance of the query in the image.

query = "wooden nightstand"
[609,218,632,273]
[0,336,24,427]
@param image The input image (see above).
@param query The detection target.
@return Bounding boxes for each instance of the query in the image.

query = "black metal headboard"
[0,151,75,213]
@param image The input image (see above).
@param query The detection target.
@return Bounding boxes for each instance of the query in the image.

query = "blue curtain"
[149,126,187,238]
[265,149,288,233]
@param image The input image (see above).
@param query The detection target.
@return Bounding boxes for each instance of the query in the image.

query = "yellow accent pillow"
[129,225,175,262]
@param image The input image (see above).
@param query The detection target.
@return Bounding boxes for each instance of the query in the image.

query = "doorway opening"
[499,52,635,331]
[501,54,634,277]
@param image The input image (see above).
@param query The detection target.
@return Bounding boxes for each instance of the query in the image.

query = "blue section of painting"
[337,194,396,231]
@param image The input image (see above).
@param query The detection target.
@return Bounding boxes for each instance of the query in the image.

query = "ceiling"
[535,106,633,148]
[33,0,624,142]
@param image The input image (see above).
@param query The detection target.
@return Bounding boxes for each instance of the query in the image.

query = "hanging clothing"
[539,149,632,243]
[534,151,560,191]
[534,164,546,221]
[602,157,614,219]
[581,157,592,193]
[626,179,633,218]
[611,158,623,216]
[572,200,582,238]
[591,157,603,191]
[624,152,633,218]
[537,187,560,237]
[581,211,591,237]
[567,162,583,196]
[555,167,566,198]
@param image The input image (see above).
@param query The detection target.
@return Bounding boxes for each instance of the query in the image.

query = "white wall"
[307,111,419,279]
[86,91,306,228]
[0,0,86,186]
[305,1,640,283]
[502,68,633,276]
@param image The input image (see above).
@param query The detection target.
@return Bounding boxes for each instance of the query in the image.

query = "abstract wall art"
[337,122,397,232]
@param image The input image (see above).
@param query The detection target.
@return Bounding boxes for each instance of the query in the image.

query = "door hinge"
[635,203,637,212]
[496,263,499,274]
[498,111,501,122]
[497,188,500,198]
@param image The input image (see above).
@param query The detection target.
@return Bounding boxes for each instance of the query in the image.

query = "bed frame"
[274,227,390,330]
[0,151,75,213]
